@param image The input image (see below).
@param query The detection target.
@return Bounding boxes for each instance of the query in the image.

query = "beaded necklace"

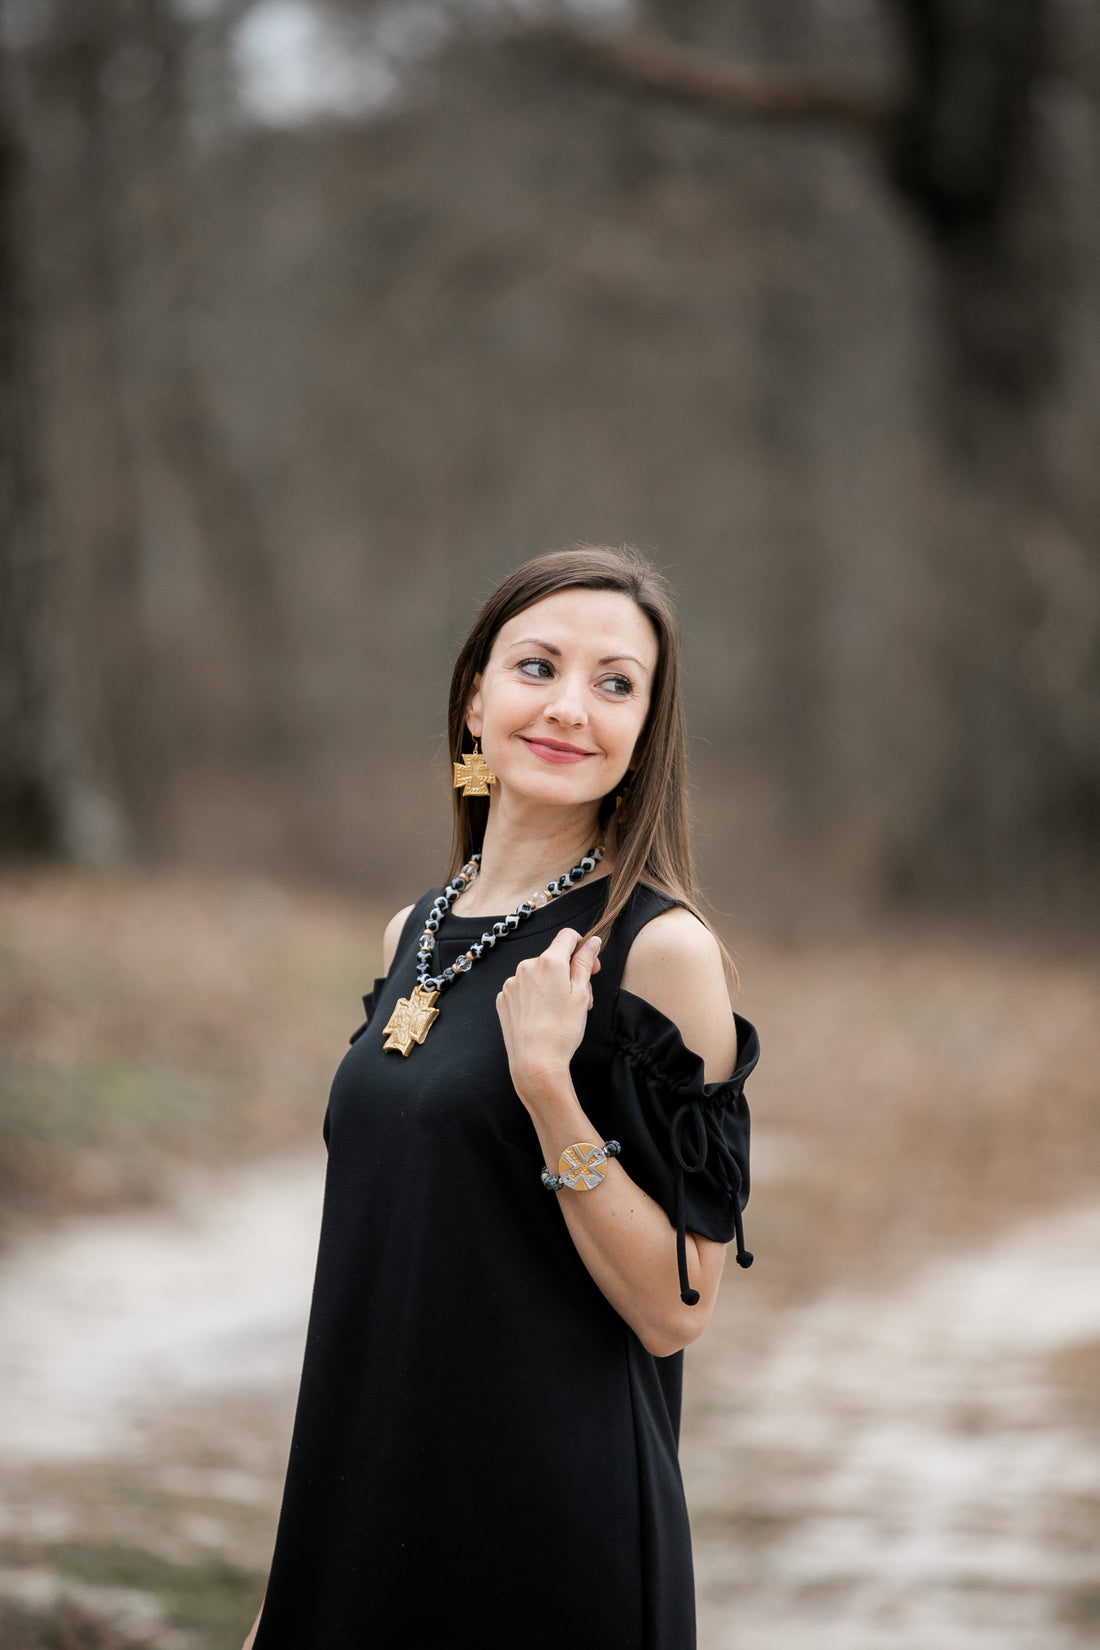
[381,844,603,1055]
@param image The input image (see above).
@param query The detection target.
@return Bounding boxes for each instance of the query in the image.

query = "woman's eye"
[601,674,633,697]
[517,657,554,680]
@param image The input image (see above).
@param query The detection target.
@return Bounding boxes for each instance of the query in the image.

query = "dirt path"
[0,1155,325,1465]
[688,1199,1100,1649]
[1,1155,1098,1647]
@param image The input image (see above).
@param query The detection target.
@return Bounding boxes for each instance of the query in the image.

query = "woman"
[245,545,759,1650]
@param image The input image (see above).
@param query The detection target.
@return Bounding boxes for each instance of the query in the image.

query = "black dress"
[253,879,759,1650]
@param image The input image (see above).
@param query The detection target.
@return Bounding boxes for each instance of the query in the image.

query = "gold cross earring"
[453,738,497,797]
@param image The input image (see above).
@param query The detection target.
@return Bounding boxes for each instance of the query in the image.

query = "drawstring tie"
[670,1095,753,1305]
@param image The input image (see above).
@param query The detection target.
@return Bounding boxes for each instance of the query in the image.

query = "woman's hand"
[496,927,601,1101]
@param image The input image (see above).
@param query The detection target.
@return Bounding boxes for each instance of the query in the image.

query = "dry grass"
[0,868,384,1239]
[0,1599,140,1650]
[729,920,1100,1300]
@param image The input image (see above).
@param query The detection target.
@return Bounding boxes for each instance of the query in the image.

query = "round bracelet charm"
[540,1139,621,1192]
[558,1142,610,1191]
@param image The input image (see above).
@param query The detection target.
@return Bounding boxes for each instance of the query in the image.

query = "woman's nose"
[545,673,588,726]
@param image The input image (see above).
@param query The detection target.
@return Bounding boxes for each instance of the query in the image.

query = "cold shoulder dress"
[253,879,759,1650]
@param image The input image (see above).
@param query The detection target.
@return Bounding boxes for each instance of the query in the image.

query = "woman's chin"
[492,774,606,817]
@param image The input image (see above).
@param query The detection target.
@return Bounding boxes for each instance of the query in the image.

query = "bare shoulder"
[382,903,416,974]
[620,906,738,1082]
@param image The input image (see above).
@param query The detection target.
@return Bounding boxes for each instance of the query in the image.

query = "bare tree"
[0,56,59,853]
[516,1,1100,912]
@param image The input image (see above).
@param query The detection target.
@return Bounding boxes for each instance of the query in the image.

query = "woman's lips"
[520,737,595,765]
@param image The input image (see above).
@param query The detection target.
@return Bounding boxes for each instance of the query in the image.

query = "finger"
[543,927,581,964]
[570,934,602,985]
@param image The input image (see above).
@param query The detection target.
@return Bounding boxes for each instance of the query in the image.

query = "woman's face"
[466,589,659,817]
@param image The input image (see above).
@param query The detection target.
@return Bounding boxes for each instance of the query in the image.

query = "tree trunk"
[0,53,64,853]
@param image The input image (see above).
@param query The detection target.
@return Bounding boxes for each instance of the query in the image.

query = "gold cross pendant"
[382,985,441,1055]
[452,742,497,797]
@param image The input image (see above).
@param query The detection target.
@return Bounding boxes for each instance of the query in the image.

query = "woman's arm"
[242,1598,264,1649]
[496,908,737,1358]
[382,904,415,974]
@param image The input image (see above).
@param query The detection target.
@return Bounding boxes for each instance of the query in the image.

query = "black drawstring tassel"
[674,1170,700,1306]
[671,1103,709,1305]
[733,1201,753,1269]
[670,1093,752,1295]
[718,1140,753,1269]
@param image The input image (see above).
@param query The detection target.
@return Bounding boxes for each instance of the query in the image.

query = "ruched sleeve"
[605,987,760,1305]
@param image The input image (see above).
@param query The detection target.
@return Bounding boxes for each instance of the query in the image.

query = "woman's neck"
[452,799,606,917]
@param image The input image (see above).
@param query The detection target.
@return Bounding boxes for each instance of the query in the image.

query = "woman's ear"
[465,677,484,740]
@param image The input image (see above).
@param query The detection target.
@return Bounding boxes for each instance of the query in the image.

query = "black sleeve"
[602,988,760,1300]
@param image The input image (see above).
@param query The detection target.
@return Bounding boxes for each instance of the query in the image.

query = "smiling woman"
[463,589,656,870]
[245,545,760,1650]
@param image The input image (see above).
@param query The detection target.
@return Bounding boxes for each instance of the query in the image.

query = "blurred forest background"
[1,2,1099,1648]
[2,0,1098,926]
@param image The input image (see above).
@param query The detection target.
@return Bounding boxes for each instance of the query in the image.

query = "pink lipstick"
[521,737,595,765]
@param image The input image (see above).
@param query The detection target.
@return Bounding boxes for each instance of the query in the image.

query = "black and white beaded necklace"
[380,844,603,1056]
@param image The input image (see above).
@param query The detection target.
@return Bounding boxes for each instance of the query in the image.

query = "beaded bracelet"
[541,1139,621,1192]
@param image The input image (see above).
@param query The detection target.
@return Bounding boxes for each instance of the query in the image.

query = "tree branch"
[513,19,888,132]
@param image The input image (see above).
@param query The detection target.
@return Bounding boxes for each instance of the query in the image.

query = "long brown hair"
[446,544,735,982]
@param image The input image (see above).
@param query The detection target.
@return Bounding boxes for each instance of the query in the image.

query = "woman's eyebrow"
[507,637,649,673]
[508,637,561,655]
